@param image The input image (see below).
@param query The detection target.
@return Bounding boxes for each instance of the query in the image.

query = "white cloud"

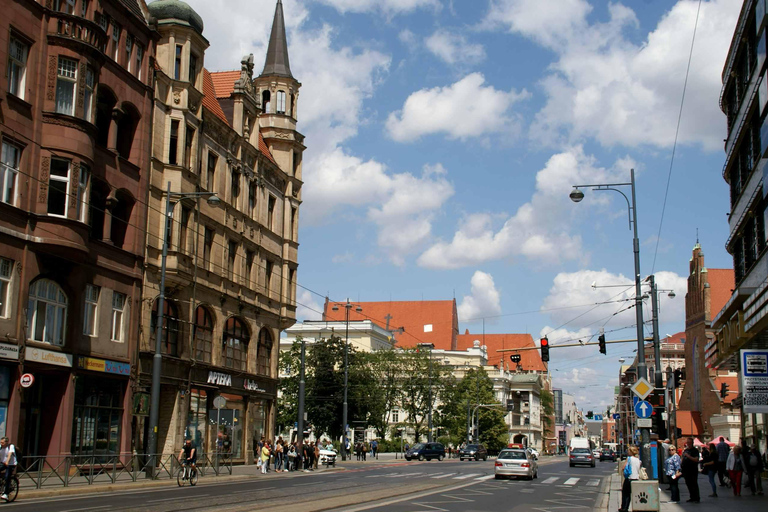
[487,0,739,150]
[425,29,486,65]
[296,289,323,322]
[457,271,502,322]
[313,0,441,15]
[418,146,631,269]
[386,73,529,142]
[399,29,417,45]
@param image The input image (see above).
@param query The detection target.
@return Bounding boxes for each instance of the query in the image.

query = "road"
[4,456,616,511]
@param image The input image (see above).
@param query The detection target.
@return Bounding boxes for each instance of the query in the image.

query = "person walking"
[726,445,746,496]
[260,441,271,474]
[362,442,367,461]
[664,444,683,503]
[716,437,730,487]
[371,439,378,459]
[681,438,701,503]
[746,445,763,495]
[701,443,718,497]
[619,446,641,512]
[0,437,17,502]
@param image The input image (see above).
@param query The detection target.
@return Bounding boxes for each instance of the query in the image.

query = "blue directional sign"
[593,415,603,421]
[613,413,621,420]
[633,396,640,407]
[635,400,652,418]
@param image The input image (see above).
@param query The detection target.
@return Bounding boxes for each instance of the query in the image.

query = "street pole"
[298,336,306,446]
[427,346,433,443]
[342,299,350,461]
[649,275,663,390]
[466,399,471,443]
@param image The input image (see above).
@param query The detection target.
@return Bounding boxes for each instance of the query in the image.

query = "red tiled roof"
[457,333,547,372]
[712,375,739,404]
[676,410,704,437]
[259,133,276,165]
[202,69,229,126]
[323,300,458,349]
[662,331,685,345]
[209,70,240,98]
[708,268,735,319]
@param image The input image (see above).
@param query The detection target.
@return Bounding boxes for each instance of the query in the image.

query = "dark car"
[405,442,446,461]
[569,447,595,467]
[459,444,488,461]
[600,448,615,462]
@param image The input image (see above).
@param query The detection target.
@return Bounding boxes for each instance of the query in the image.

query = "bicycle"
[177,459,198,487]
[0,467,19,502]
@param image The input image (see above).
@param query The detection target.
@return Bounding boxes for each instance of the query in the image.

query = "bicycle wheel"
[7,477,18,502]
[189,468,198,486]
[177,467,186,487]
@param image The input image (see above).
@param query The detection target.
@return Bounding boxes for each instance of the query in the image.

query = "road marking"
[148,497,187,503]
[475,475,495,481]
[60,507,112,512]
[564,477,580,485]
[453,473,481,480]
[431,473,455,479]
[587,479,600,486]
[541,476,559,484]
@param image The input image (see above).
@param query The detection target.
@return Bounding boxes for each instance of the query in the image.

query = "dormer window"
[276,90,286,114]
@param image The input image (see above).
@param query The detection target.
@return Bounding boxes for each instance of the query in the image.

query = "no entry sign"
[20,373,34,388]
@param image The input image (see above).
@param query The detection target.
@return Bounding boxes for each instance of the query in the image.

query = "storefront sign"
[243,379,266,393]
[25,347,73,367]
[741,349,768,413]
[19,373,34,388]
[77,356,130,376]
[207,371,232,387]
[0,343,19,361]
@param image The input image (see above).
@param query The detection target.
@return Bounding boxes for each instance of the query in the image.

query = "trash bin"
[630,480,659,511]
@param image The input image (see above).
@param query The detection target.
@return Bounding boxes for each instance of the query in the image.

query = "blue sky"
[185,0,740,412]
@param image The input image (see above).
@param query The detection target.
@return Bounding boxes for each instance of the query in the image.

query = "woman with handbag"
[701,443,718,497]
[726,445,747,496]
[664,445,683,503]
[619,446,642,512]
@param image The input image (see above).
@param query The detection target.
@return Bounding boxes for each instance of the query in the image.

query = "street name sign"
[631,378,653,400]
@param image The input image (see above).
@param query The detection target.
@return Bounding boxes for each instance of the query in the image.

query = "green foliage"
[397,348,453,442]
[276,338,302,433]
[540,389,555,439]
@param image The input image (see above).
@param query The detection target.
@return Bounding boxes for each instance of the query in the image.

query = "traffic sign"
[613,413,621,420]
[20,373,34,388]
[593,415,603,421]
[637,418,652,428]
[631,378,653,400]
[213,396,227,409]
[633,396,639,407]
[634,400,652,418]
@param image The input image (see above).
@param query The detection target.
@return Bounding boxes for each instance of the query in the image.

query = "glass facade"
[71,376,124,456]
[186,388,208,453]
[209,393,244,458]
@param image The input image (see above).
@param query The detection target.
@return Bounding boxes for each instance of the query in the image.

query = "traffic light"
[540,337,550,362]
[586,410,593,419]
[510,354,521,363]
[598,334,606,355]
[673,369,682,388]
[720,382,729,399]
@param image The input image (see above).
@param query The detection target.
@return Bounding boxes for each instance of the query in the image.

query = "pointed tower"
[254,0,304,325]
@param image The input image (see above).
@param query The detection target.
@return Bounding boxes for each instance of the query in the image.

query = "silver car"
[494,449,538,480]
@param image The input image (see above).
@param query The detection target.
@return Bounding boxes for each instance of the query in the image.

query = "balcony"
[48,12,108,53]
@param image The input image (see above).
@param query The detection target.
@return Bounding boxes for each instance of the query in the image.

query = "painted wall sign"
[0,343,19,361]
[741,349,768,414]
[207,371,232,387]
[26,347,73,367]
[77,356,130,376]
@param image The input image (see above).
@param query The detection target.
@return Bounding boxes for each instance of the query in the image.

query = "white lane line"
[563,477,580,486]
[431,473,455,479]
[587,479,600,486]
[60,507,112,512]
[453,473,481,480]
[148,497,186,503]
[475,475,495,481]
[541,476,559,484]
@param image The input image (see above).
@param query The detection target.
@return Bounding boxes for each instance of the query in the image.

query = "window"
[7,36,28,99]
[203,227,214,271]
[206,152,217,191]
[27,279,68,346]
[193,306,213,363]
[116,105,138,158]
[97,11,108,32]
[223,317,249,371]
[111,22,120,61]
[392,409,399,423]
[174,45,182,80]
[1,140,21,206]
[56,57,78,116]
[55,0,75,14]
[81,0,88,16]
[257,327,272,375]
[288,268,295,302]
[125,35,132,71]
[0,258,13,318]
[83,284,99,336]
[178,206,190,253]
[276,90,286,114]
[249,182,257,216]
[267,196,276,230]
[230,169,240,205]
[111,291,126,342]
[290,207,297,240]
[261,90,271,113]
[48,159,70,216]
[151,299,179,356]
[76,164,89,222]
[265,260,273,296]
[245,250,254,286]
[71,377,123,456]
[135,43,143,80]
[227,241,237,280]
[83,67,95,122]
[188,53,197,84]
[184,125,194,169]
[169,120,179,165]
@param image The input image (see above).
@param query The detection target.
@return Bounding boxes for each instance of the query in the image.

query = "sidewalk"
[604,472,767,511]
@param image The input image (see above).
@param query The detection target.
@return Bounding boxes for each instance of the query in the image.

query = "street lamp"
[147,182,220,469]
[332,299,361,460]
[570,168,652,472]
[645,275,676,390]
[417,343,435,442]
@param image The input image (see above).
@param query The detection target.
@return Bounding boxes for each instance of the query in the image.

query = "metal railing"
[15,452,233,489]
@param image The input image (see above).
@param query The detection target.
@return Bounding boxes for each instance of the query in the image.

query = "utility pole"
[297,336,306,446]
[650,275,663,390]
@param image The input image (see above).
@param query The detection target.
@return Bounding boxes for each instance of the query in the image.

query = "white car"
[528,448,540,459]
[319,448,337,467]
[592,449,601,458]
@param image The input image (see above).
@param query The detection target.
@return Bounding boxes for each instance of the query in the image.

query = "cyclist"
[0,437,17,502]
[178,439,197,476]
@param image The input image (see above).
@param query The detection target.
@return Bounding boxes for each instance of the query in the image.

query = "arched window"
[257,327,273,376]
[110,189,134,249]
[89,181,109,240]
[116,103,140,160]
[193,306,213,363]
[276,90,286,114]
[27,278,68,346]
[95,86,117,148]
[223,317,249,370]
[151,299,180,356]
[261,90,271,114]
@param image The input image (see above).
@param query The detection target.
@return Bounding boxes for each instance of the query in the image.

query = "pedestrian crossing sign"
[630,378,653,400]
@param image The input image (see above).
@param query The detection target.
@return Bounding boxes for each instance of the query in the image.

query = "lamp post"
[332,299,361,461]
[147,182,220,470]
[418,343,435,442]
[645,275,675,390]
[570,168,652,473]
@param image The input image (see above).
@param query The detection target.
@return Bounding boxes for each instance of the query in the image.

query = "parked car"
[495,449,538,480]
[592,449,601,458]
[570,447,595,467]
[458,444,488,461]
[405,442,446,461]
[319,448,337,467]
[600,448,615,462]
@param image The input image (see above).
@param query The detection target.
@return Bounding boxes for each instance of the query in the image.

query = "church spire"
[261,0,292,78]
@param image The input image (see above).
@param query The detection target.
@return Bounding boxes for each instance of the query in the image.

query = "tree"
[540,388,555,449]
[276,337,302,434]
[365,349,404,438]
[398,348,451,442]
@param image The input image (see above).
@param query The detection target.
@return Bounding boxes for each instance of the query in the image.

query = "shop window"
[186,388,207,451]
[56,57,78,116]
[111,291,126,342]
[82,284,99,336]
[257,327,272,376]
[0,258,13,318]
[0,367,9,437]
[27,278,68,346]
[110,190,134,249]
[276,90,286,114]
[83,68,95,122]
[94,86,117,148]
[261,90,270,113]
[1,140,21,206]
[223,316,249,371]
[211,393,244,458]
[76,164,89,222]
[193,306,213,363]
[151,299,180,356]
[71,376,124,456]
[206,152,217,191]
[7,35,29,100]
[48,159,71,216]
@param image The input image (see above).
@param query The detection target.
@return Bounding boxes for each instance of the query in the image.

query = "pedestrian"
[746,445,764,495]
[716,436,730,487]
[726,444,746,496]
[287,443,296,471]
[362,442,367,461]
[619,446,641,512]
[681,437,700,503]
[253,431,260,464]
[314,439,320,470]
[664,444,682,503]
[371,439,378,459]
[260,440,271,474]
[0,437,17,502]
[701,443,718,497]
[274,439,284,472]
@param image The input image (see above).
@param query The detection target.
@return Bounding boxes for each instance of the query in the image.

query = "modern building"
[0,0,155,459]
[137,0,302,462]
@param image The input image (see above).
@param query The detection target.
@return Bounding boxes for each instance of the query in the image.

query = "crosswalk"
[536,476,601,487]
[364,472,601,487]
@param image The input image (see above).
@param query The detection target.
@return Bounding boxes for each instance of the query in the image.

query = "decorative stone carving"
[42,115,91,134]
[77,62,86,112]
[39,157,50,203]
[47,56,57,101]
[70,162,79,210]
[173,90,181,104]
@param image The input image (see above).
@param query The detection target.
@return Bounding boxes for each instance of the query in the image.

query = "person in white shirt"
[620,446,642,512]
[0,437,17,501]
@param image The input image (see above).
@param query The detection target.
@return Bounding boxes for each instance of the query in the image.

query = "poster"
[741,349,768,414]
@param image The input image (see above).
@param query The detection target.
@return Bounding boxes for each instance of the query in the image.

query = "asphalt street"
[2,456,616,511]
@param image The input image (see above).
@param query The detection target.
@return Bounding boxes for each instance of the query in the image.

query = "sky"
[182,0,741,414]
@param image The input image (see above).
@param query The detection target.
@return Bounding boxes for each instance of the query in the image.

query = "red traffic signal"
[540,337,549,347]
[540,337,550,362]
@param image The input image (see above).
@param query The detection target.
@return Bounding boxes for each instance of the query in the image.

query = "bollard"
[630,480,660,511]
